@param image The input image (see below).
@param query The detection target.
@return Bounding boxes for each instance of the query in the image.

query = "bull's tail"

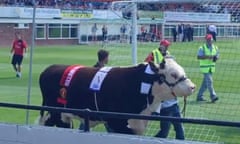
[40,100,45,117]
[35,115,48,125]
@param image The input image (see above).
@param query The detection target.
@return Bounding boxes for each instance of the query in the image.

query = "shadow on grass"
[0,76,16,80]
[187,100,218,105]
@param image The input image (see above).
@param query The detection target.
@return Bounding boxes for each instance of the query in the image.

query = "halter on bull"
[37,58,195,135]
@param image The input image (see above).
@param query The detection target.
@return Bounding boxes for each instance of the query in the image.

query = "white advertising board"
[164,11,231,22]
[16,7,61,18]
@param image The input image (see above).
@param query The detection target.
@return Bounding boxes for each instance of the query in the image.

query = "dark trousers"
[173,34,177,42]
[155,104,185,140]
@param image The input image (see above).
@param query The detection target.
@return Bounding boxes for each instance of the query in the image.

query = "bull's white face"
[151,58,195,103]
[128,59,196,135]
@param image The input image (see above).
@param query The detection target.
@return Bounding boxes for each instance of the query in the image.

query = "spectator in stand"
[120,24,127,43]
[140,25,147,42]
[178,24,184,42]
[102,24,108,42]
[10,31,28,78]
[91,23,98,42]
[186,24,193,42]
[150,25,157,42]
[171,25,177,42]
[63,0,72,9]
[207,24,217,42]
[183,25,188,42]
[189,25,194,41]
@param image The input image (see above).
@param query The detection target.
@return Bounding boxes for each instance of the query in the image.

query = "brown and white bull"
[37,58,195,135]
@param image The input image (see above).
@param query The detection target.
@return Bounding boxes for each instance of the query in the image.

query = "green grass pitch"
[0,40,240,143]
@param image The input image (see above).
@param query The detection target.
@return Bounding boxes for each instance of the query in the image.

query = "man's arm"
[23,41,28,57]
[197,47,215,60]
[10,47,14,54]
[144,53,154,62]
[10,41,14,54]
[197,55,214,60]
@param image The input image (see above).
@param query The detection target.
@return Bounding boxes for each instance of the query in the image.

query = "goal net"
[90,0,240,144]
[78,1,164,66]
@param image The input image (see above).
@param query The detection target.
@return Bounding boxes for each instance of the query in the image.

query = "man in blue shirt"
[145,40,185,140]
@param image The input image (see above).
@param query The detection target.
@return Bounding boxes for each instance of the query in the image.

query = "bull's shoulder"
[100,63,149,82]
[42,64,70,73]
[110,63,147,72]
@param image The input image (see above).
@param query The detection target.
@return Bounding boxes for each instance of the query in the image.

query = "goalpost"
[91,0,240,143]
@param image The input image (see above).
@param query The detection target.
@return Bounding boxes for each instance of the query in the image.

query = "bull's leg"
[37,113,50,126]
[58,113,73,128]
[42,112,70,128]
[50,112,71,128]
[106,119,134,134]
[56,119,72,128]
[44,112,60,127]
[128,119,148,135]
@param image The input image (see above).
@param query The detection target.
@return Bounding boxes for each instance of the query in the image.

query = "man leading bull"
[145,39,185,140]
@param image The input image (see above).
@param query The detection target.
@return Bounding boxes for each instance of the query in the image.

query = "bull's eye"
[158,74,165,84]
[171,73,178,80]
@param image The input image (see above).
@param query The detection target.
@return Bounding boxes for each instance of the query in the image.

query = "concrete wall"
[0,123,215,144]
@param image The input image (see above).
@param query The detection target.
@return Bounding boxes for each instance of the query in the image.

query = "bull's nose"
[190,85,196,92]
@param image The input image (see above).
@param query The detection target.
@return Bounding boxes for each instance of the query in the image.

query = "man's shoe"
[151,112,160,116]
[211,97,219,103]
[16,73,20,78]
[16,73,21,78]
[155,132,161,138]
[196,98,207,102]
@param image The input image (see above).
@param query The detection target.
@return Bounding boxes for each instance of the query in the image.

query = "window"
[48,24,61,38]
[218,26,224,37]
[164,25,174,37]
[14,23,29,29]
[62,24,78,38]
[62,24,70,38]
[232,26,239,36]
[48,24,78,39]
[36,24,46,39]
[70,24,78,38]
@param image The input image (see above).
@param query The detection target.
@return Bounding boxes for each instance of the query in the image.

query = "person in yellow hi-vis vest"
[145,40,185,140]
[196,34,219,103]
[144,39,171,62]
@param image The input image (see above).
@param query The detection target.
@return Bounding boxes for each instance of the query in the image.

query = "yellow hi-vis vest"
[152,49,164,64]
[199,44,218,73]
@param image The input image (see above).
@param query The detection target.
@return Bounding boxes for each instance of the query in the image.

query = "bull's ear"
[160,59,166,69]
[149,61,159,73]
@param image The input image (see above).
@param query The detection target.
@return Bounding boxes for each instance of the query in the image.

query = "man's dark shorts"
[11,54,23,65]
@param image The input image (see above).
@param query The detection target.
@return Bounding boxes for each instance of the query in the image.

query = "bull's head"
[128,59,195,135]
[149,58,195,103]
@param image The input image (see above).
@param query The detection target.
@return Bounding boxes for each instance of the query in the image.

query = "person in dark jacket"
[79,49,111,131]
[93,49,109,68]
[172,26,177,42]
[177,24,184,42]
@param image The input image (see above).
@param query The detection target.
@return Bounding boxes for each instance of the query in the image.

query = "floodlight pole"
[26,0,36,125]
[131,2,137,65]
